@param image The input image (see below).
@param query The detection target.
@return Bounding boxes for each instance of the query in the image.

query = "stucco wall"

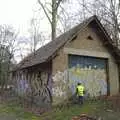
[52,48,69,104]
[52,26,119,104]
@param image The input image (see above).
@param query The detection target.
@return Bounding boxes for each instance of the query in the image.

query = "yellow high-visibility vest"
[77,85,84,96]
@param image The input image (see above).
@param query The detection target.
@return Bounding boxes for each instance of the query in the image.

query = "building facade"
[12,16,120,105]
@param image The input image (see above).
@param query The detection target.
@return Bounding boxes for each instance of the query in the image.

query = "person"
[76,82,85,104]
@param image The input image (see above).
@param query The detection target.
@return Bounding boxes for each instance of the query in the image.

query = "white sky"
[0,0,86,62]
[0,0,37,36]
[0,0,51,62]
[0,0,79,36]
[0,0,38,62]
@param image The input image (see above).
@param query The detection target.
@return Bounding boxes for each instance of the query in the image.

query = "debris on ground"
[106,109,113,112]
[72,114,97,120]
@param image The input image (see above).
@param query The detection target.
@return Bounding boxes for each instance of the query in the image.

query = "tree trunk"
[52,0,57,41]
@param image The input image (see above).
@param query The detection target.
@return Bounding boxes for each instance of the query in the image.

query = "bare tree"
[0,25,18,90]
[57,2,72,34]
[77,0,120,47]
[29,18,45,53]
[38,0,66,41]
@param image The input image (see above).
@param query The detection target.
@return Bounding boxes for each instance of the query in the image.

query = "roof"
[13,15,120,71]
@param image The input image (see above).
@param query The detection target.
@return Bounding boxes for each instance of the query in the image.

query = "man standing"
[76,83,85,104]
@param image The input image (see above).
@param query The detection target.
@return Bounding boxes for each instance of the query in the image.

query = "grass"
[40,100,107,120]
[0,101,40,120]
[0,99,120,120]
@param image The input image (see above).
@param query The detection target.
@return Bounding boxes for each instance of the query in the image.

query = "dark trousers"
[78,96,84,104]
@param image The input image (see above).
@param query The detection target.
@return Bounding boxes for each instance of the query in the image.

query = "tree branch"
[38,0,52,24]
[56,0,63,10]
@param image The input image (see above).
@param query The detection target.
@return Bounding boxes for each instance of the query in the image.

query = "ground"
[0,98,120,120]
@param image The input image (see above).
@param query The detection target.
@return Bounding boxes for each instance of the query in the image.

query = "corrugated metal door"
[68,55,108,97]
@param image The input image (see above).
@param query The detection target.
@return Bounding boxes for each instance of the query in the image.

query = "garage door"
[68,55,108,97]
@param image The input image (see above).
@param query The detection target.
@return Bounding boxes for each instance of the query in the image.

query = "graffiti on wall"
[31,72,52,104]
[16,72,30,95]
[17,79,29,94]
[16,71,52,105]
[69,66,107,97]
[52,66,107,99]
[52,70,68,100]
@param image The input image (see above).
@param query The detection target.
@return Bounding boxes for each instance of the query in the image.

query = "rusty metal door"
[68,55,108,97]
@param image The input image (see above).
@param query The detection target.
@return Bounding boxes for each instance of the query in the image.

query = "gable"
[13,15,120,71]
[52,23,119,101]
[52,25,111,75]
[65,26,109,53]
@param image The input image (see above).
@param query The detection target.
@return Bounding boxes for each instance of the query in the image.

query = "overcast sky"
[0,0,38,36]
[0,0,80,36]
[0,0,39,62]
[0,0,82,62]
